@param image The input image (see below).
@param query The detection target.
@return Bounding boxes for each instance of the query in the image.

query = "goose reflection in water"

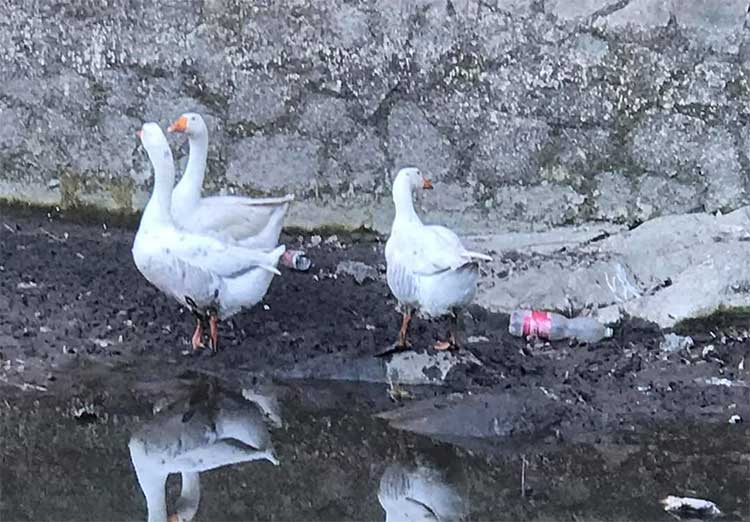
[127,381,281,522]
[378,459,468,522]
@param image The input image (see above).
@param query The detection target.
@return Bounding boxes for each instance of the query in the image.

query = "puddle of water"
[1,369,748,522]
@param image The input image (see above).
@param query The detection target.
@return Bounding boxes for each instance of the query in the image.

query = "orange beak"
[167,115,188,133]
[422,177,433,190]
[135,129,143,140]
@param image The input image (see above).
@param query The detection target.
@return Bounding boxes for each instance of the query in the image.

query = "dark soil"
[1,206,749,441]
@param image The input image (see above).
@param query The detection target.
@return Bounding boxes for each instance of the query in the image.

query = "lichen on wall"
[0,0,748,233]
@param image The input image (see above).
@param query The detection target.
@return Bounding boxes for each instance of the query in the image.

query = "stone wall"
[1,0,749,233]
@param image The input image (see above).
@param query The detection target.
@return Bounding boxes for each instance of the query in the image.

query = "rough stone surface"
[335,260,379,285]
[471,206,750,328]
[660,333,695,354]
[1,0,749,234]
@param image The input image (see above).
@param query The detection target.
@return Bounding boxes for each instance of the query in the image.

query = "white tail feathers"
[262,245,286,275]
[259,265,281,276]
[461,250,493,262]
[238,194,295,207]
[270,244,286,260]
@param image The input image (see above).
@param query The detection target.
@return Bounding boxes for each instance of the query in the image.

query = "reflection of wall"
[1,1,749,233]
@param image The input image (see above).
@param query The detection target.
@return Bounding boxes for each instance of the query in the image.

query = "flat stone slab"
[473,207,750,328]
[274,349,482,385]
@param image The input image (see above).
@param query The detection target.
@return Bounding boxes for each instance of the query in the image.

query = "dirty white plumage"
[131,123,284,322]
[167,112,294,249]
[385,167,491,348]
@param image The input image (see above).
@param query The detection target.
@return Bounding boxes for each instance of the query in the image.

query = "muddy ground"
[1,205,749,443]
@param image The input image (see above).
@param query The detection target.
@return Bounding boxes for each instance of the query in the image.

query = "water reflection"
[127,381,280,522]
[378,460,467,522]
[1,367,747,521]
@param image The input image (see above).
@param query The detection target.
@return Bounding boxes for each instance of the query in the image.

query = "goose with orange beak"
[166,112,294,249]
[383,168,492,353]
[132,122,285,353]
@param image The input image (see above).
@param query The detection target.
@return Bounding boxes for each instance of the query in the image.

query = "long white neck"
[392,177,420,225]
[174,472,201,522]
[173,132,208,208]
[130,438,169,522]
[142,145,176,226]
[135,466,169,522]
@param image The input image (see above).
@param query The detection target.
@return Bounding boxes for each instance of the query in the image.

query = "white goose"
[132,123,285,352]
[167,112,294,249]
[384,168,492,351]
[128,386,279,522]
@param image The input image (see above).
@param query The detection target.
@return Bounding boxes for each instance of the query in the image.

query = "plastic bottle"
[280,250,312,271]
[508,310,613,343]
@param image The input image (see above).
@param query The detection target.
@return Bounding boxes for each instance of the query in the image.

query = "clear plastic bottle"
[508,310,613,343]
[280,249,312,271]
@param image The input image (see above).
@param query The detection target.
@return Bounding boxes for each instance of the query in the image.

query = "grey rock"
[335,260,379,285]
[676,0,747,52]
[634,175,703,221]
[547,0,612,21]
[675,60,738,107]
[491,183,587,228]
[329,3,369,47]
[628,112,705,179]
[226,134,319,192]
[385,350,483,386]
[700,129,745,212]
[334,128,387,192]
[473,117,551,185]
[606,0,671,30]
[387,101,456,182]
[298,95,358,144]
[660,333,694,354]
[474,206,750,328]
[422,181,474,215]
[228,70,295,127]
[594,171,635,221]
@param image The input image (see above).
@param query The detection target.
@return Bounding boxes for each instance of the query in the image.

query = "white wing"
[389,224,491,276]
[180,195,293,239]
[162,230,284,277]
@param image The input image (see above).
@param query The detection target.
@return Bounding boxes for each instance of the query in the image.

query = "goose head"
[392,167,432,220]
[167,112,208,139]
[136,122,174,175]
[394,167,433,194]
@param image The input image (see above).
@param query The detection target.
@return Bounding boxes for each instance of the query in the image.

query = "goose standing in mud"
[384,168,492,352]
[132,123,285,352]
[167,112,294,249]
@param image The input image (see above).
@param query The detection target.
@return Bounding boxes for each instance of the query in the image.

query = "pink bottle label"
[522,311,552,339]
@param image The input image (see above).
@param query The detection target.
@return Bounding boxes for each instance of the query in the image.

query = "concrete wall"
[1,0,749,233]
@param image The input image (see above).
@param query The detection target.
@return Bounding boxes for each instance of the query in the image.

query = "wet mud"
[1,206,749,520]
